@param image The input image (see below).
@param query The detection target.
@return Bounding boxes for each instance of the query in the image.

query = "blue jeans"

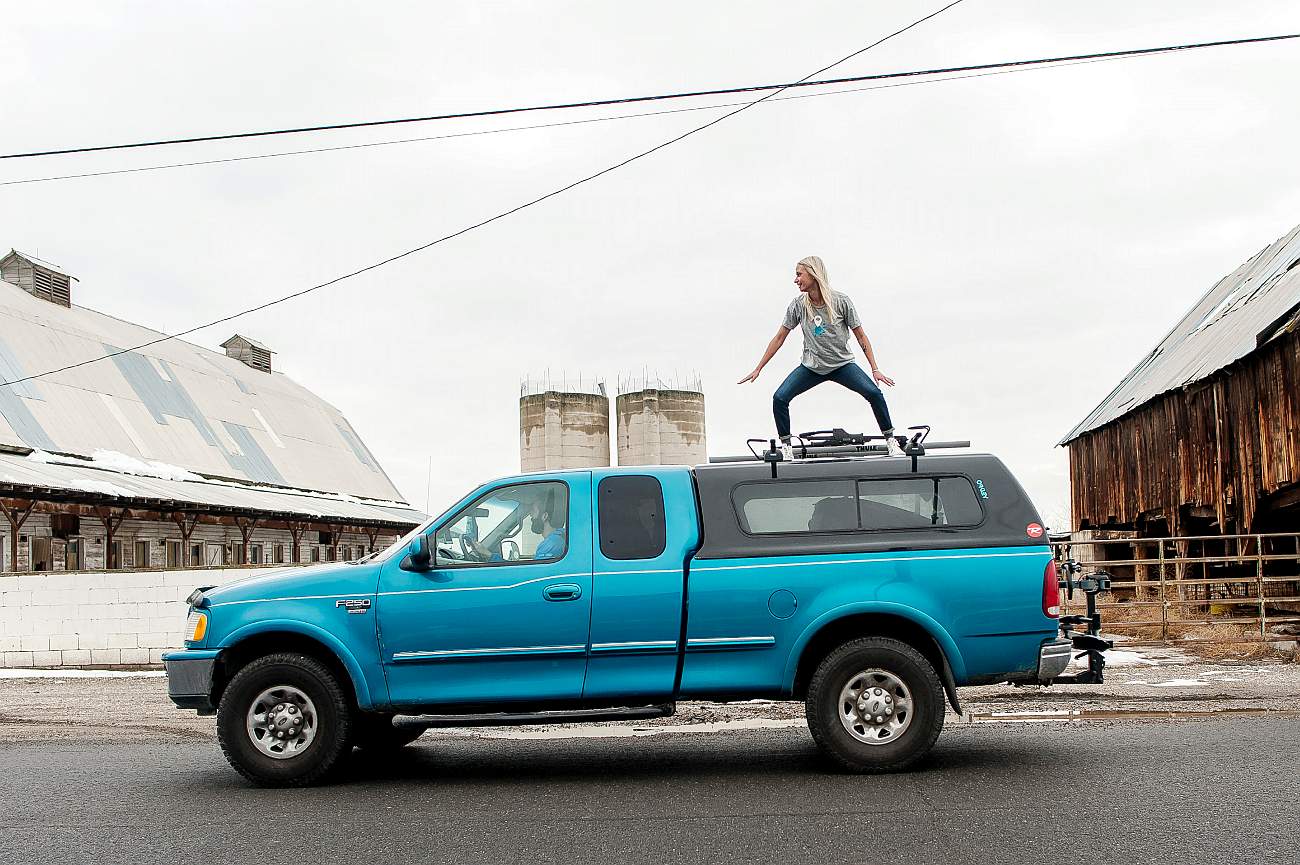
[772,363,894,439]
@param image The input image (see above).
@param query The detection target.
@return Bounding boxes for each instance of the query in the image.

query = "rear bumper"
[1036,638,1073,682]
[162,649,221,714]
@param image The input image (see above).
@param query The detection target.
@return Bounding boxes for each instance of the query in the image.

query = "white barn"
[0,249,422,574]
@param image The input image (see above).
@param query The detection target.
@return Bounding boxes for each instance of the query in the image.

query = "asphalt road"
[1,716,1295,865]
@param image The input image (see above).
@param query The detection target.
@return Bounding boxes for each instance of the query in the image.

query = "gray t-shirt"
[782,293,862,373]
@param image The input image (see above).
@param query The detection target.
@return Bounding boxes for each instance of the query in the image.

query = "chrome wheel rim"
[838,668,913,745]
[246,685,318,759]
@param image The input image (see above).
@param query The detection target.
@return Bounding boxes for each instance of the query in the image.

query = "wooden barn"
[1060,224,1300,538]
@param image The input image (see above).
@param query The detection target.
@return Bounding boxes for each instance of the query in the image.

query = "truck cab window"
[733,480,857,534]
[434,481,568,566]
[598,475,666,560]
[856,477,983,529]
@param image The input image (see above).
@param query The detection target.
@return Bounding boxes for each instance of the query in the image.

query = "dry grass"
[1175,622,1294,661]
[1062,597,1299,662]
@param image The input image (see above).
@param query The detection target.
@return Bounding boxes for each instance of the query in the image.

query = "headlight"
[185,610,208,643]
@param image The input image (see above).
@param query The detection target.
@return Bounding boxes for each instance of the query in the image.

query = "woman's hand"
[872,369,896,387]
[739,327,789,385]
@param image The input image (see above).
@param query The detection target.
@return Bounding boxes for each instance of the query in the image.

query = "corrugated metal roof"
[0,452,423,526]
[0,279,407,502]
[1061,223,1300,445]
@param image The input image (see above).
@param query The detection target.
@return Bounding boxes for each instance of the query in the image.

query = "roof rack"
[708,426,971,477]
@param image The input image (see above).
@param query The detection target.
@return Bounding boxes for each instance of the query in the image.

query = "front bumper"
[162,649,221,714]
[1036,638,1073,682]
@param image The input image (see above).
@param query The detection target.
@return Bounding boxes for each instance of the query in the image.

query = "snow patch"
[22,449,416,513]
[1152,679,1205,687]
[88,449,204,481]
[1100,650,1159,667]
[26,449,203,482]
[65,476,137,497]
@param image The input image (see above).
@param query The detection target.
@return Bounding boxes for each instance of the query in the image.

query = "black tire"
[351,713,424,752]
[805,636,945,773]
[216,652,354,787]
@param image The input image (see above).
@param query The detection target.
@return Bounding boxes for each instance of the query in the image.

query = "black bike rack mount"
[715,425,969,477]
[1051,559,1113,685]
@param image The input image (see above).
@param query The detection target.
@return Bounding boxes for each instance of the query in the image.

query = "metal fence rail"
[1052,532,1300,647]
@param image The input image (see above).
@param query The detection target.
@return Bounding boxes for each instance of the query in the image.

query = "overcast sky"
[3,0,1298,528]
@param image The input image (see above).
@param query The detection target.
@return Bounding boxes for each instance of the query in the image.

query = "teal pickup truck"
[166,439,1075,786]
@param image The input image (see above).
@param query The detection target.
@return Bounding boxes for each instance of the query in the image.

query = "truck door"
[376,475,593,707]
[583,469,696,701]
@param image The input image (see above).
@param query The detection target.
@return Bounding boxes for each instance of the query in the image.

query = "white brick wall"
[0,565,286,668]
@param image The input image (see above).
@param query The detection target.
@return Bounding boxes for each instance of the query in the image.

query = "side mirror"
[500,539,520,561]
[400,535,432,572]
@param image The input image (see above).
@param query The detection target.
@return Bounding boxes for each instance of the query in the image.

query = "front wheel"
[805,636,945,773]
[216,652,353,787]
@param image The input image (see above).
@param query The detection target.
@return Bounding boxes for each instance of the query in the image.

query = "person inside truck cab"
[737,255,903,457]
[523,489,567,559]
[463,487,567,562]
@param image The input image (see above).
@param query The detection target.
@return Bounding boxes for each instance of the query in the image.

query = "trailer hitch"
[1052,559,1113,685]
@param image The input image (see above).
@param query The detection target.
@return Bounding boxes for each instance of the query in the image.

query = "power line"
[1,52,1143,189]
[0,0,968,390]
[4,31,1295,161]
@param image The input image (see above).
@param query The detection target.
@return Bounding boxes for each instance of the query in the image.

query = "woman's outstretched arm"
[738,326,791,384]
[851,325,895,387]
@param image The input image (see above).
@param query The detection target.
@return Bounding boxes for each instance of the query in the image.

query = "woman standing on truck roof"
[738,255,903,457]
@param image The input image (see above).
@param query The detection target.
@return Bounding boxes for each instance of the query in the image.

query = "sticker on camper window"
[812,314,826,336]
[1026,523,1044,539]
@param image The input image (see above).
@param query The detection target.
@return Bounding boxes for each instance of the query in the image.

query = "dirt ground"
[2,644,1297,745]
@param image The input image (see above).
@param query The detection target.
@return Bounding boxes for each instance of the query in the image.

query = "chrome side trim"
[589,640,678,656]
[685,636,777,651]
[392,644,587,663]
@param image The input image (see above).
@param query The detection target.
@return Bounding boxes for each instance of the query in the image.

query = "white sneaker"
[779,442,795,462]
[885,436,904,457]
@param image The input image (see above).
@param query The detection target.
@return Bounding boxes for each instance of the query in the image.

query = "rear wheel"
[805,636,945,773]
[216,652,353,787]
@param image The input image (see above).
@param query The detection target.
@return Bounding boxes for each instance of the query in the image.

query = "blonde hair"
[798,255,839,324]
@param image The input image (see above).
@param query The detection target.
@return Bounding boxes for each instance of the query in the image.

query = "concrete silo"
[519,376,611,471]
[615,373,707,466]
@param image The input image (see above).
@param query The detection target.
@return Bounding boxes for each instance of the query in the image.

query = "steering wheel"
[434,535,481,562]
[460,535,492,562]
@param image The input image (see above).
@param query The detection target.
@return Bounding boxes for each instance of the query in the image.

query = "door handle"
[543,583,582,602]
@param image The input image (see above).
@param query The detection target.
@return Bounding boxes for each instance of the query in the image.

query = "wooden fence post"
[0,499,35,573]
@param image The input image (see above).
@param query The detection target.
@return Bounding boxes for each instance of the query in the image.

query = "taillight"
[1043,561,1061,618]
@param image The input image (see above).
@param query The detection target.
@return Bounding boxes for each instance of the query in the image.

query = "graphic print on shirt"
[812,314,826,336]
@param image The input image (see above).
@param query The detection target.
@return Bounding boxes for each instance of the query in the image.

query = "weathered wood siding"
[1069,328,1300,533]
